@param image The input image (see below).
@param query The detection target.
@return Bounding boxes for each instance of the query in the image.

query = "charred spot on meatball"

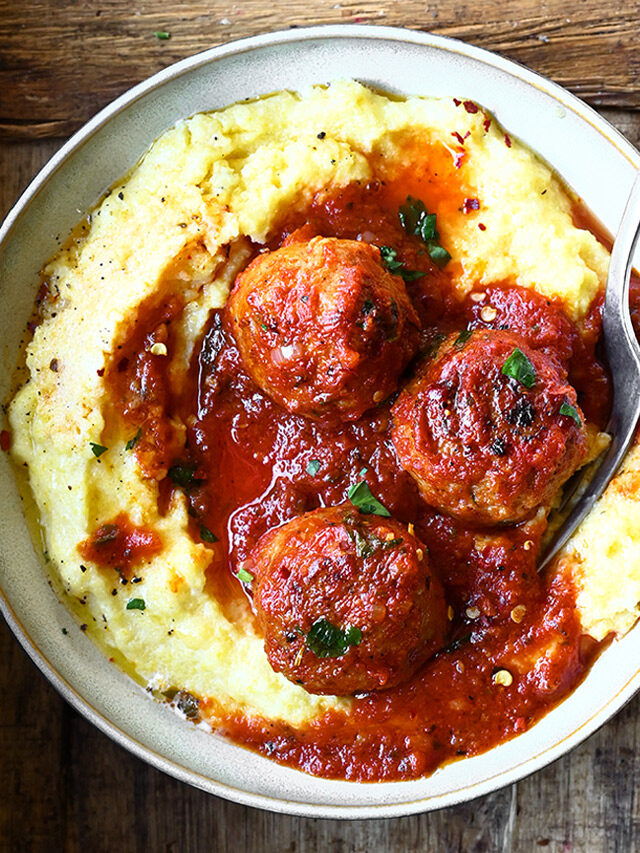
[391,330,588,525]
[224,236,421,423]
[250,505,447,695]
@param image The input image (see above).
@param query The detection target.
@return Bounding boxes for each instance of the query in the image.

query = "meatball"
[391,330,588,524]
[250,505,447,695]
[225,236,420,423]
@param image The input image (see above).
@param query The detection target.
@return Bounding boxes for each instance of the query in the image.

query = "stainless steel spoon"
[539,170,640,571]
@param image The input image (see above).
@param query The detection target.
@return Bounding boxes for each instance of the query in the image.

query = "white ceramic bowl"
[1,25,639,818]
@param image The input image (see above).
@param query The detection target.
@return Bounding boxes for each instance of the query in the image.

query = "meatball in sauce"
[392,330,588,524]
[251,505,447,695]
[225,235,420,423]
[113,173,611,781]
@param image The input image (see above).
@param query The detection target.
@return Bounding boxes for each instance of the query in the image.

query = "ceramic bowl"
[1,25,639,818]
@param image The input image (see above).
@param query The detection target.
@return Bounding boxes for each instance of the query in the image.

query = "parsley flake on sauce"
[126,598,146,611]
[200,526,218,543]
[560,401,582,426]
[501,348,537,388]
[379,245,425,282]
[168,463,199,489]
[237,567,254,584]
[454,329,472,348]
[125,427,142,451]
[347,479,391,517]
[305,618,362,658]
[307,459,321,476]
[398,196,451,268]
[90,442,108,458]
[347,522,404,559]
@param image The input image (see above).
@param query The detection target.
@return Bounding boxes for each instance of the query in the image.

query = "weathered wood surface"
[1,0,640,138]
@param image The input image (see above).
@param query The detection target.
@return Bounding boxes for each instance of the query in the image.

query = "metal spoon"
[539,170,640,571]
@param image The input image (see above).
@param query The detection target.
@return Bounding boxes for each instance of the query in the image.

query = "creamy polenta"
[7,81,631,770]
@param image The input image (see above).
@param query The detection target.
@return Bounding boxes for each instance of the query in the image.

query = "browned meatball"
[225,236,420,423]
[391,330,588,525]
[250,505,447,695]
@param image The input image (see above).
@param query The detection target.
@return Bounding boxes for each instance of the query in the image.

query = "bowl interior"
[1,26,639,818]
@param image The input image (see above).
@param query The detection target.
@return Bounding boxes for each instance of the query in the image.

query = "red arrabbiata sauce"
[105,143,612,782]
[78,513,163,580]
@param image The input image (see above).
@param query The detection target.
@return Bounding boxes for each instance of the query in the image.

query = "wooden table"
[2,2,640,850]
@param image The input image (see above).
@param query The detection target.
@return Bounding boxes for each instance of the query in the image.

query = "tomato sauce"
[78,512,163,579]
[105,147,614,782]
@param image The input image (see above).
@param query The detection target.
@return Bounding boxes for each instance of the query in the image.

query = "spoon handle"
[540,170,640,571]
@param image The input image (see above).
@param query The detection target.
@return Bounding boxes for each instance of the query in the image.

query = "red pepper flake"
[97,367,105,377]
[0,429,11,452]
[505,133,512,148]
[462,198,481,214]
[453,152,465,169]
[453,97,461,106]
[478,223,487,231]
[483,117,491,132]
[463,100,479,114]
[451,131,465,145]
[464,131,470,139]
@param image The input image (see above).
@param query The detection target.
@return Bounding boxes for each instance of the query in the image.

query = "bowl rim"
[2,23,640,819]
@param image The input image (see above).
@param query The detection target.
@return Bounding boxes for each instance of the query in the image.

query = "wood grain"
[3,114,640,853]
[1,0,640,139]
[4,610,640,852]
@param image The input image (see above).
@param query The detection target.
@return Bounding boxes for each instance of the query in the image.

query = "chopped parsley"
[444,632,472,653]
[153,30,171,39]
[560,401,582,426]
[426,332,446,358]
[379,245,425,282]
[305,618,362,658]
[125,427,142,451]
[126,598,146,611]
[90,442,108,458]
[398,196,451,267]
[347,479,391,517]
[200,525,218,543]
[427,245,452,267]
[501,348,537,388]
[167,463,199,489]
[237,567,254,583]
[348,526,403,558]
[306,459,321,476]
[454,329,472,348]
